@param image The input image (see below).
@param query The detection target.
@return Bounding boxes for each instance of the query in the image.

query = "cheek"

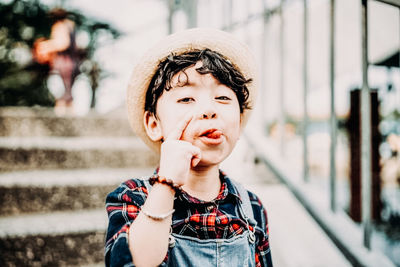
[156,96,178,135]
[232,122,241,142]
[157,109,190,139]
[158,114,181,137]
[224,109,241,140]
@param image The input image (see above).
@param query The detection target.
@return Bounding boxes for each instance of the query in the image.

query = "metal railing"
[291,0,400,251]
[360,0,399,250]
[166,0,400,264]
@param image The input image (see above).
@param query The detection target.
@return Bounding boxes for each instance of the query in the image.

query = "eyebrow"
[170,71,224,91]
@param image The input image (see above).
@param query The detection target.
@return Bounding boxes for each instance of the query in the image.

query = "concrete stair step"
[0,107,132,137]
[0,209,107,266]
[0,137,158,171]
[0,168,154,215]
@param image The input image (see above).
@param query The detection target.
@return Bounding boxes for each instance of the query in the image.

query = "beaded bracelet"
[141,208,175,221]
[149,174,182,192]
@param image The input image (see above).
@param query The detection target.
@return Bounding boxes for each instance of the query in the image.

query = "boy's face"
[146,61,242,167]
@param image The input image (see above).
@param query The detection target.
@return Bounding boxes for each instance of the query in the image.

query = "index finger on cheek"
[166,114,193,141]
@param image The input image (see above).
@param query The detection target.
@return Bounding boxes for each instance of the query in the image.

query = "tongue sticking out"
[204,130,222,139]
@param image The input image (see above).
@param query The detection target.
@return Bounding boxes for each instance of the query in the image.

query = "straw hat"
[127,28,258,152]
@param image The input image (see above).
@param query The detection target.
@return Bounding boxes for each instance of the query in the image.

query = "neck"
[182,164,221,201]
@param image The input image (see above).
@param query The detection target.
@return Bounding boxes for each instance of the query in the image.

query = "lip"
[199,129,224,145]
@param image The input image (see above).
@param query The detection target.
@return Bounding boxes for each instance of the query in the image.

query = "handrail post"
[329,0,337,212]
[303,0,309,183]
[279,0,286,156]
[261,0,269,132]
[168,0,174,34]
[361,0,372,250]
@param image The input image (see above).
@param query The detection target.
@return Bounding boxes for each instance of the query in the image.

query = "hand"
[33,39,49,64]
[158,114,202,186]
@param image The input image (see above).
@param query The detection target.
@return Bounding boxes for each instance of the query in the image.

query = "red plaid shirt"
[105,170,272,267]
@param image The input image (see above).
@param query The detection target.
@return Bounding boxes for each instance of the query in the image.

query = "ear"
[143,111,163,142]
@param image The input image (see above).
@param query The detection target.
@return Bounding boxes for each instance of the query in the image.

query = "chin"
[196,150,230,167]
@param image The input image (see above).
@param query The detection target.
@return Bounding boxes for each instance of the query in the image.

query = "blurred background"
[0,0,399,266]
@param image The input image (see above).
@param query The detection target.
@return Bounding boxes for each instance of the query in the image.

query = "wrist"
[151,181,176,195]
[144,182,175,213]
[141,208,175,221]
[149,174,182,192]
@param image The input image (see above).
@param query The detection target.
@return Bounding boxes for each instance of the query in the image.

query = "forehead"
[169,61,232,93]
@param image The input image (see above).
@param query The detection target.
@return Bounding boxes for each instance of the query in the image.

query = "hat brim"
[127,28,258,152]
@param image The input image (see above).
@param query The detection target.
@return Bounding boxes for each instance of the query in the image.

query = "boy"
[105,28,272,267]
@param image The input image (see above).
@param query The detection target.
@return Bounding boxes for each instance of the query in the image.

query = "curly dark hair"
[145,49,252,116]
[49,8,69,23]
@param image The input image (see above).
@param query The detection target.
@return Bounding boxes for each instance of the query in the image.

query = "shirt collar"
[176,169,242,204]
[220,170,242,202]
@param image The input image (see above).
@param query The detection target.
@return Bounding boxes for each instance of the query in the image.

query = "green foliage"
[0,0,121,107]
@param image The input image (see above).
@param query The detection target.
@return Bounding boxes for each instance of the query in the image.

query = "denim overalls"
[144,179,257,267]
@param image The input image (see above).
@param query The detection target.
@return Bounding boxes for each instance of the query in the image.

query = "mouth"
[200,129,222,138]
[199,129,223,145]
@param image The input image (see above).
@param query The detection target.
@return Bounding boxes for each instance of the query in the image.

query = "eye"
[215,96,231,101]
[177,97,195,103]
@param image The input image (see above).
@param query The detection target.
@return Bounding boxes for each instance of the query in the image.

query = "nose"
[199,101,217,119]
[202,112,216,119]
[196,95,217,120]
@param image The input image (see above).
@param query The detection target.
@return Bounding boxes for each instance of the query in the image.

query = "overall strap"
[143,178,152,192]
[231,179,254,221]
